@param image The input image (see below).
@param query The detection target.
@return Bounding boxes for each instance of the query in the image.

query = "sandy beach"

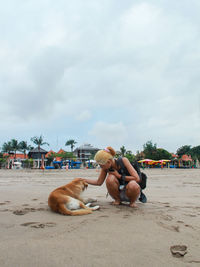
[0,168,200,267]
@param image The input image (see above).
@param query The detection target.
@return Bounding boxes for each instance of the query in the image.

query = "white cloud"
[75,110,92,122]
[0,1,200,153]
[89,121,128,147]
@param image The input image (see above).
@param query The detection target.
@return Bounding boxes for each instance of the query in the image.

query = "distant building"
[73,143,99,163]
[28,147,48,168]
[3,153,28,169]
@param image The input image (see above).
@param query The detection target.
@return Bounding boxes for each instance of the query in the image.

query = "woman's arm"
[84,169,107,186]
[121,157,140,183]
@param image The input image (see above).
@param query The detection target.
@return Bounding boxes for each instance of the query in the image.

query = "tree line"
[1,136,77,155]
[118,141,200,162]
[1,136,200,164]
[0,136,77,167]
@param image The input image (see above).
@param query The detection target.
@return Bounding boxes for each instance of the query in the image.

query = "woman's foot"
[130,202,138,208]
[112,200,121,205]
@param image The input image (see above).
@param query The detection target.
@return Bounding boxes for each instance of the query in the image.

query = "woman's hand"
[108,169,121,179]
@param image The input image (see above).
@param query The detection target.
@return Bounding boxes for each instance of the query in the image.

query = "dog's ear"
[73,178,83,183]
[83,180,88,189]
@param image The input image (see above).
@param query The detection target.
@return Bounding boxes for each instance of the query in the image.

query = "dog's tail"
[58,204,92,216]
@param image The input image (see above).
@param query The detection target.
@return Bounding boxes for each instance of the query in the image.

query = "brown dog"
[48,178,99,215]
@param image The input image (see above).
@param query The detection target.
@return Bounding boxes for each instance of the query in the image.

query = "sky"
[0,0,200,154]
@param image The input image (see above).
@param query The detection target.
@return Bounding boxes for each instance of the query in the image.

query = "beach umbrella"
[158,159,171,163]
[86,160,96,163]
[138,159,154,164]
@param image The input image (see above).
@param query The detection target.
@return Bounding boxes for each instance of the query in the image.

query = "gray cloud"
[0,0,200,152]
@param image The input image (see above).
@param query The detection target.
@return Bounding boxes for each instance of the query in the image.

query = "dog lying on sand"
[48,178,99,215]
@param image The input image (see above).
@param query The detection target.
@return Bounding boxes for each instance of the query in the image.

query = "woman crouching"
[84,146,141,208]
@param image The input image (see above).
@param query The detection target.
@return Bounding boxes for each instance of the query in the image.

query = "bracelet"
[121,175,126,182]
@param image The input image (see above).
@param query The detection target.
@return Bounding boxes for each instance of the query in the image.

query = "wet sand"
[0,168,200,266]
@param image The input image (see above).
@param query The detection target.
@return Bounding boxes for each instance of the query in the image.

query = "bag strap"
[116,157,126,185]
[117,157,142,186]
[116,157,125,173]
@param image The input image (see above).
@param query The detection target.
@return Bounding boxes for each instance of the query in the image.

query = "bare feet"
[130,202,138,208]
[112,200,121,205]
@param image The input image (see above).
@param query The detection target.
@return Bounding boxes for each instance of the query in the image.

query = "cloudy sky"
[0,0,200,154]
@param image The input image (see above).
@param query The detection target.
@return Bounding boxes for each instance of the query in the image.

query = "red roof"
[45,150,55,158]
[57,149,66,154]
[3,153,28,159]
[55,149,66,161]
[181,154,192,161]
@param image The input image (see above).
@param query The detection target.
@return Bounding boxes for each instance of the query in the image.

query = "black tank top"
[115,157,130,185]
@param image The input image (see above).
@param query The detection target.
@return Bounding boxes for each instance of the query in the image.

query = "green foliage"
[23,159,33,168]
[190,146,200,161]
[2,139,19,158]
[176,145,191,157]
[65,139,77,152]
[31,135,49,148]
[46,152,56,165]
[115,151,121,158]
[153,148,172,160]
[10,139,19,152]
[2,141,13,153]
[19,141,32,157]
[56,152,75,160]
[0,153,8,168]
[142,141,171,160]
[125,151,135,162]
[135,150,144,161]
[120,145,126,157]
[143,141,157,159]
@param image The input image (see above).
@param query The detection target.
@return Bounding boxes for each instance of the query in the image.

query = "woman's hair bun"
[107,146,116,157]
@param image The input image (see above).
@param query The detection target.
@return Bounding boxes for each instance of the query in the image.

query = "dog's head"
[73,178,88,191]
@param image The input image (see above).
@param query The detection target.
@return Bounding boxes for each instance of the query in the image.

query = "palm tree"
[30,135,49,149]
[65,139,77,152]
[120,145,126,157]
[10,139,20,159]
[19,141,32,159]
[2,141,13,154]
[30,135,49,169]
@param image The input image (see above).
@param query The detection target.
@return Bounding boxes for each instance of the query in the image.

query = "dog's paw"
[85,198,97,204]
[85,203,91,207]
[91,205,100,211]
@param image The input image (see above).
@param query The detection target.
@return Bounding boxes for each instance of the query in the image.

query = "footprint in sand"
[184,224,194,229]
[170,245,187,258]
[37,207,49,211]
[32,199,38,201]
[24,207,36,212]
[13,206,48,215]
[161,214,173,221]
[123,214,130,219]
[0,209,9,212]
[21,222,38,226]
[157,222,180,232]
[0,201,11,205]
[21,222,56,228]
[98,215,109,218]
[13,210,29,215]
[13,207,36,215]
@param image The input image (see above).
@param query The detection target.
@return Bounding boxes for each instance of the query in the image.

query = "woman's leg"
[126,181,140,207]
[106,175,121,205]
